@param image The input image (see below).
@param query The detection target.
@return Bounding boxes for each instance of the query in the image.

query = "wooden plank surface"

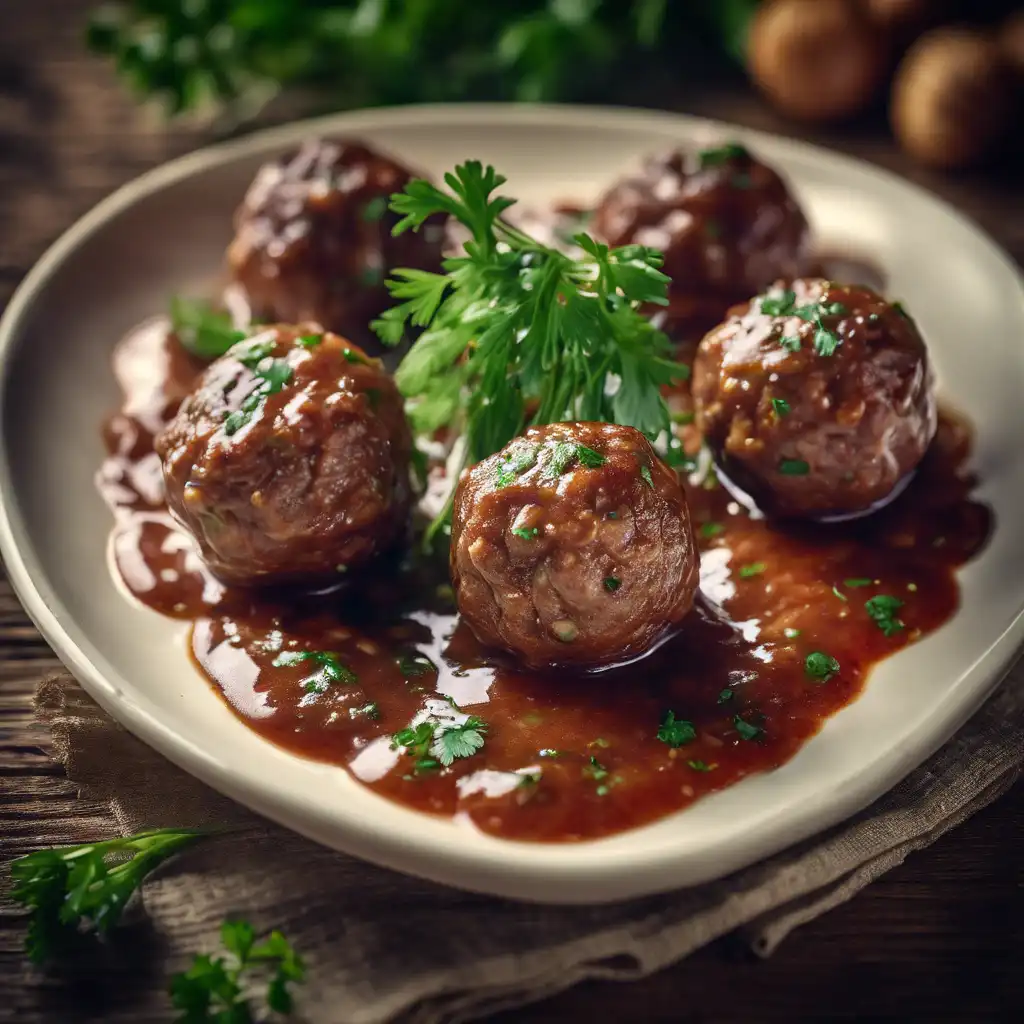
[2,2,1023,1020]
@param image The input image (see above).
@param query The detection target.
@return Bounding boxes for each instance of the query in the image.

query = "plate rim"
[2,102,1023,904]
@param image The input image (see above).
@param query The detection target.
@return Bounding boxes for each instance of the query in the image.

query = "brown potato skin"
[692,279,936,520]
[156,325,412,586]
[450,423,699,669]
[591,146,810,343]
[227,138,445,349]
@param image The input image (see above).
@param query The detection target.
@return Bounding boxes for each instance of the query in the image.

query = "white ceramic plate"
[2,105,1023,904]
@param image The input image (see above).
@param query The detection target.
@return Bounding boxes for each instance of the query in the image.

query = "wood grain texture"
[1,1,1023,1020]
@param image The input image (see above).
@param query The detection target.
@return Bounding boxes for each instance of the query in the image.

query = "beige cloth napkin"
[30,667,1024,1024]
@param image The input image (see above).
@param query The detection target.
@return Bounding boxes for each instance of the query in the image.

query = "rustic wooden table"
[2,2,1024,1021]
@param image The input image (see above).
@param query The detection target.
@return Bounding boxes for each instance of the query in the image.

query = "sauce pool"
[97,320,992,843]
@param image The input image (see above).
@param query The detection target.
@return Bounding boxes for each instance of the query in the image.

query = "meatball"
[156,324,412,586]
[450,423,699,669]
[692,279,936,520]
[227,138,445,350]
[591,144,810,344]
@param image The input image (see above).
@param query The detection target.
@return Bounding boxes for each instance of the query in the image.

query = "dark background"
[1,1,1023,1021]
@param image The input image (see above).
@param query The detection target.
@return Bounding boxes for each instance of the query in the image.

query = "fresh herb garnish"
[392,701,488,771]
[223,337,294,437]
[512,525,540,540]
[698,142,749,167]
[657,710,696,748]
[783,628,801,639]
[718,688,733,703]
[844,577,874,588]
[582,755,622,796]
[10,829,205,963]
[758,288,845,358]
[739,562,766,578]
[805,651,840,682]
[640,465,655,488]
[373,162,682,539]
[832,585,848,602]
[700,522,724,539]
[342,347,367,363]
[170,919,305,1022]
[865,594,905,637]
[734,714,763,741]
[771,397,791,417]
[273,650,356,693]
[672,410,695,426]
[543,441,606,478]
[687,760,717,772]
[297,333,321,348]
[494,441,540,487]
[349,702,380,720]
[170,296,246,359]
[603,576,622,592]
[779,335,801,353]
[396,652,436,678]
[779,458,809,476]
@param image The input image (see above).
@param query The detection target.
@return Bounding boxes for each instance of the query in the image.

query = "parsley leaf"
[779,335,801,353]
[512,526,540,540]
[603,576,622,592]
[273,650,356,693]
[698,142,749,167]
[734,715,763,741]
[432,718,488,766]
[739,562,766,578]
[543,441,606,478]
[700,521,724,539]
[657,710,696,748]
[640,465,655,488]
[805,651,840,682]
[687,760,717,772]
[779,458,809,476]
[865,595,905,636]
[844,577,874,588]
[374,162,684,538]
[170,296,245,359]
[169,919,305,1022]
[397,652,436,678]
[10,829,205,963]
[771,397,791,417]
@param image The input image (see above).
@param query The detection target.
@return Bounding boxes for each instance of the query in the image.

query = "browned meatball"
[156,324,412,586]
[692,279,936,520]
[450,423,700,669]
[227,138,445,350]
[591,143,810,345]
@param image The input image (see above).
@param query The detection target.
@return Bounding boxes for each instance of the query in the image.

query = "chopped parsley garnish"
[892,301,910,318]
[739,562,766,579]
[779,335,801,353]
[640,465,654,488]
[700,522,724,539]
[779,458,809,476]
[297,333,321,348]
[718,688,733,703]
[844,577,874,588]
[544,441,606,477]
[494,441,540,487]
[865,594,905,636]
[341,347,367,363]
[832,585,848,602]
[814,324,841,357]
[758,288,846,358]
[223,338,294,437]
[783,628,801,639]
[170,296,245,359]
[771,397,791,417]
[760,289,796,317]
[349,702,380,720]
[273,650,357,693]
[512,525,540,540]
[361,195,389,222]
[396,652,435,678]
[391,704,488,771]
[805,651,840,682]
[657,711,696,748]
[687,760,717,772]
[583,755,622,796]
[671,410,695,426]
[603,576,622,592]
[698,142,749,167]
[734,715,763,741]
[538,748,561,758]
[373,161,683,541]
[433,718,488,765]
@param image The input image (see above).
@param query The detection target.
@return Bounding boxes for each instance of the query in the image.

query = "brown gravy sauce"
[97,318,992,843]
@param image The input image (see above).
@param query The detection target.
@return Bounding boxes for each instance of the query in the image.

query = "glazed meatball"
[591,143,810,344]
[227,138,445,349]
[156,324,412,586]
[692,279,936,520]
[450,423,700,669]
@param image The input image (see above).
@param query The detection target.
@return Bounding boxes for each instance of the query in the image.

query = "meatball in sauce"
[591,143,811,345]
[227,139,445,349]
[451,423,700,669]
[692,279,936,521]
[156,324,412,587]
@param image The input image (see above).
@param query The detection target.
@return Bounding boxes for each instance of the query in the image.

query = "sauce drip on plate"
[97,320,992,843]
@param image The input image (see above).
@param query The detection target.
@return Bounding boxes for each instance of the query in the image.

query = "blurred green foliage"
[86,0,757,117]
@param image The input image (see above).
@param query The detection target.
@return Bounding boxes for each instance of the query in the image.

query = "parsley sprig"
[10,828,205,963]
[758,289,847,358]
[373,161,684,535]
[273,649,357,694]
[392,698,488,773]
[170,297,245,359]
[170,919,305,1022]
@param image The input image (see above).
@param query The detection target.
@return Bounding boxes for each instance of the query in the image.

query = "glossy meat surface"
[692,279,936,519]
[156,324,412,586]
[227,138,445,348]
[591,144,811,344]
[450,423,700,669]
